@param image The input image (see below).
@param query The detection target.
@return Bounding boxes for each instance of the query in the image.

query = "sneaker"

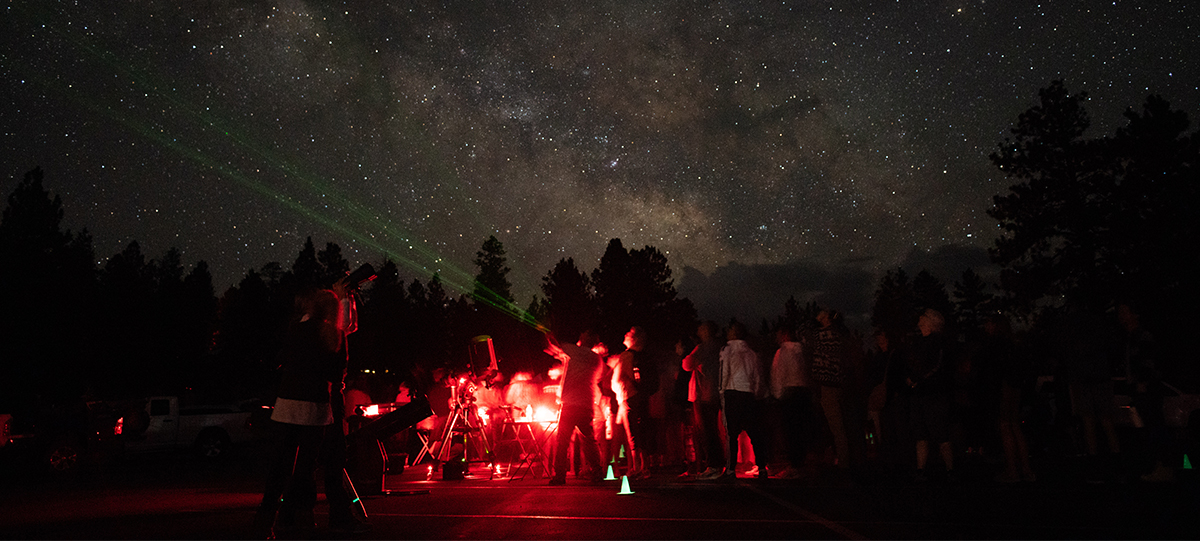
[745,465,759,478]
[329,517,372,534]
[1140,464,1175,483]
[695,467,721,480]
[781,467,805,479]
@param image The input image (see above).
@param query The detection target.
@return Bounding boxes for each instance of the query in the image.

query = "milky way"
[3,1,1196,323]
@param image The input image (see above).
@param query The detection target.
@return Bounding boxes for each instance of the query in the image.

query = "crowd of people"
[546,303,1182,489]
[250,280,1181,537]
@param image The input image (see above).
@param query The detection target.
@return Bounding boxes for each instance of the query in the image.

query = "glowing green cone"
[605,465,617,481]
[1184,454,1193,470]
[618,475,634,495]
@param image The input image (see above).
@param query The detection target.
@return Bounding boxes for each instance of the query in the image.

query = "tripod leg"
[341,468,368,520]
[435,407,462,462]
[464,409,492,463]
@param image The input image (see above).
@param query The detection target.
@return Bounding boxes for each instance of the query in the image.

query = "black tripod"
[432,379,493,478]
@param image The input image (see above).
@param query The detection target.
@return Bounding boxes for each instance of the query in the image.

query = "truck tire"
[47,439,79,473]
[195,428,231,459]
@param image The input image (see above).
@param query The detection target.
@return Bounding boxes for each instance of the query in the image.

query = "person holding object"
[545,329,606,485]
[252,287,345,538]
[320,277,372,534]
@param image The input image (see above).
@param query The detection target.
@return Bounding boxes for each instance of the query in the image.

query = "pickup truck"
[120,396,265,458]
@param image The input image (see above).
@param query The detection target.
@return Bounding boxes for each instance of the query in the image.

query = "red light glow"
[533,406,557,424]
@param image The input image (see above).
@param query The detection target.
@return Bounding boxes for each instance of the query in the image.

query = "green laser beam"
[11,3,548,330]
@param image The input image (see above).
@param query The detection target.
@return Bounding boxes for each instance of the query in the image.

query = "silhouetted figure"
[253,288,343,538]
[813,309,851,470]
[666,337,695,474]
[1119,303,1173,482]
[320,281,371,534]
[612,326,653,480]
[684,321,725,479]
[545,330,605,485]
[905,309,957,481]
[592,342,616,470]
[875,330,916,476]
[1060,307,1120,481]
[978,315,1036,483]
[771,326,813,478]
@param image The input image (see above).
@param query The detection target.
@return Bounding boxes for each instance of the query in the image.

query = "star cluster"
[3,1,1196,320]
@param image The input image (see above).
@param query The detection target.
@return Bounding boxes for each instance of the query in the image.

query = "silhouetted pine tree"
[0,167,97,406]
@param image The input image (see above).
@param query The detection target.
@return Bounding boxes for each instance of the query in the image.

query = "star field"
[3,0,1196,321]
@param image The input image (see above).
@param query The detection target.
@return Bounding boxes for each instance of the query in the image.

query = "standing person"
[812,309,851,470]
[685,321,726,479]
[1060,307,1121,482]
[905,309,957,481]
[1119,303,1173,483]
[771,326,812,478]
[979,315,1037,483]
[864,331,893,462]
[665,337,694,474]
[320,281,371,534]
[592,341,616,469]
[545,330,606,485]
[876,330,916,476]
[252,288,343,539]
[612,327,652,480]
[716,321,770,480]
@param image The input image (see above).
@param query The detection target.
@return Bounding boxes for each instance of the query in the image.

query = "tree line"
[2,81,1195,412]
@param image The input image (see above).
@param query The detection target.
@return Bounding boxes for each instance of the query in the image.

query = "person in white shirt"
[771,327,812,479]
[716,321,770,480]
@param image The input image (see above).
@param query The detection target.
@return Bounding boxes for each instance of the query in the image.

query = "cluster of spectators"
[547,303,1179,487]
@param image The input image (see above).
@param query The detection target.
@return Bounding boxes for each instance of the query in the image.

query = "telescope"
[346,397,433,495]
[343,263,377,290]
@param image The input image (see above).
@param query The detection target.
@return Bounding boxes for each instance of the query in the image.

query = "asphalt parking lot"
[2,445,1198,540]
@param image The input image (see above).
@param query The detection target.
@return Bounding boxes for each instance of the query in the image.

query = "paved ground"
[1,447,1198,540]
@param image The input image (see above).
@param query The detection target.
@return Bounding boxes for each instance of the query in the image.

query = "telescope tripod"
[432,397,493,476]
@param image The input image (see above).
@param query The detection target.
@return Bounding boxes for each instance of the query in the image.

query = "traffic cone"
[605,465,617,481]
[618,475,634,494]
[618,444,626,459]
[1184,454,1193,470]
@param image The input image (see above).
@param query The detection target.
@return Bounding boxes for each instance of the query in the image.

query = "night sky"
[4,1,1196,327]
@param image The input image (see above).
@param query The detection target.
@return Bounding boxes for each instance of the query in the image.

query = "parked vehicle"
[0,399,123,475]
[119,396,266,458]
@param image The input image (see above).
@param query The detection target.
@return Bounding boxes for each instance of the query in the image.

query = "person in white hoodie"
[713,321,770,480]
[771,326,812,479]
